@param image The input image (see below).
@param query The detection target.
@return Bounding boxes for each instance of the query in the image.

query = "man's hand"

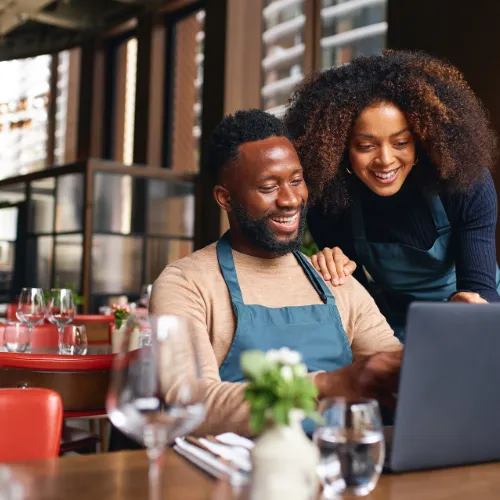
[315,351,403,408]
[311,247,357,286]
[450,292,488,304]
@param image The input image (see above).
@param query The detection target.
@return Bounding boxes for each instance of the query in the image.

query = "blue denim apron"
[217,231,352,383]
[351,192,500,342]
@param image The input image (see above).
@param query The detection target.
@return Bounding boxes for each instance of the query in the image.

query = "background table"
[6,450,500,500]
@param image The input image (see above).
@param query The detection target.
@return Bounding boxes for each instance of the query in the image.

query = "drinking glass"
[3,322,30,353]
[60,325,88,355]
[47,289,75,354]
[16,288,45,348]
[106,314,205,500]
[313,398,385,498]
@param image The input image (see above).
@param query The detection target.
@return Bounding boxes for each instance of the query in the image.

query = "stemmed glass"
[16,288,45,350]
[47,289,75,354]
[106,314,205,500]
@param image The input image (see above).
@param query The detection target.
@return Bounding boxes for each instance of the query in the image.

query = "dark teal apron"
[351,192,500,342]
[217,231,352,383]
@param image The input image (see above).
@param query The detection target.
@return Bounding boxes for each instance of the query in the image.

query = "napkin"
[174,433,254,485]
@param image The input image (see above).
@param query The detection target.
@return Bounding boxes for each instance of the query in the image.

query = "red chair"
[0,388,62,462]
[5,304,17,322]
[31,324,58,348]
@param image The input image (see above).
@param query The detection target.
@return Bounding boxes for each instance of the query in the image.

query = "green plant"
[43,289,84,307]
[241,348,320,434]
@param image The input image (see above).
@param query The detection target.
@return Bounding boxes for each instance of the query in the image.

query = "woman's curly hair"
[284,50,498,212]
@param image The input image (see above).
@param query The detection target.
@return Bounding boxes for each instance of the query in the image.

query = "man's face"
[220,136,309,256]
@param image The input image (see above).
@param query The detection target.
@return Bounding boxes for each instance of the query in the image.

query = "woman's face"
[348,101,416,196]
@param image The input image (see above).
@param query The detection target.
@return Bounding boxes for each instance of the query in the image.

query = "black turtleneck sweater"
[307,170,500,302]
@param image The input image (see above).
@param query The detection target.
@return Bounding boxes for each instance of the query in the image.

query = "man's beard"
[231,201,307,256]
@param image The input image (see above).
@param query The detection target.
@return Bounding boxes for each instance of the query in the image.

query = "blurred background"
[0,0,498,312]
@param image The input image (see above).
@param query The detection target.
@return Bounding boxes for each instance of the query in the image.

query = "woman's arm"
[446,170,500,302]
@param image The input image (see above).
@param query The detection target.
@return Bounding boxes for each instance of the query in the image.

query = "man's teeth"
[272,215,297,225]
[373,168,399,180]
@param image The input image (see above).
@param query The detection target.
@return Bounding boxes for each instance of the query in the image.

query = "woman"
[285,50,500,341]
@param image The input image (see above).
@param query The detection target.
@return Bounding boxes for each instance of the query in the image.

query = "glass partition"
[0,162,197,311]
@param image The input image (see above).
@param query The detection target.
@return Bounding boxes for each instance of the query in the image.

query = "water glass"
[313,398,385,498]
[3,323,30,353]
[47,289,75,353]
[16,288,45,347]
[60,325,88,355]
[107,314,205,500]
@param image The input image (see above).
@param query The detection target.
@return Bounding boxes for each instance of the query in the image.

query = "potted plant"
[241,348,320,500]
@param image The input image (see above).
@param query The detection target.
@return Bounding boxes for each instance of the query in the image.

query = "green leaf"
[250,409,266,434]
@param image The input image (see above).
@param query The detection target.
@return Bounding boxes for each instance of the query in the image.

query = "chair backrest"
[0,388,62,462]
[5,304,16,322]
[31,324,58,348]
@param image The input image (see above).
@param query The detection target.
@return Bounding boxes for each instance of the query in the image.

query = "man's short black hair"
[205,109,291,181]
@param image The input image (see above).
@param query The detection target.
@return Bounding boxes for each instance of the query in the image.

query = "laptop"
[385,302,500,472]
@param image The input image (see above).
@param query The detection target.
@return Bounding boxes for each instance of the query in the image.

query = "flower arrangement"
[241,347,320,433]
[112,304,131,329]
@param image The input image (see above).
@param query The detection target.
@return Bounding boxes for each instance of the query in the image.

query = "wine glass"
[16,288,45,349]
[106,314,205,499]
[47,289,75,354]
[314,398,385,498]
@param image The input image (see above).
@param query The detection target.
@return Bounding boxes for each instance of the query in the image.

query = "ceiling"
[0,0,166,60]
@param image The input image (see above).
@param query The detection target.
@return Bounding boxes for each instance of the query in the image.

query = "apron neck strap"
[216,231,244,305]
[422,191,450,233]
[217,231,335,306]
[294,251,335,304]
[351,192,367,241]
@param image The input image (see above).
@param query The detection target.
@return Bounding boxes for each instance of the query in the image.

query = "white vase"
[250,409,319,500]
[111,325,141,353]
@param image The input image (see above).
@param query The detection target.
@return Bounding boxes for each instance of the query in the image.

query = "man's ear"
[213,185,232,213]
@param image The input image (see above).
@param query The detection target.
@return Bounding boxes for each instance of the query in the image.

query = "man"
[151,109,401,436]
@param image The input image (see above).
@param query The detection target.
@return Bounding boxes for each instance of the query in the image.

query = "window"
[261,0,305,116]
[103,33,138,164]
[260,0,387,114]
[0,55,51,179]
[321,0,387,69]
[168,7,205,172]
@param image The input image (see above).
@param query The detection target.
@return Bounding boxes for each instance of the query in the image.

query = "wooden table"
[6,450,500,499]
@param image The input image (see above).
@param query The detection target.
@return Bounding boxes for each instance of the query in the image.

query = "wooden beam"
[46,54,59,167]
[194,0,228,249]
[77,41,97,160]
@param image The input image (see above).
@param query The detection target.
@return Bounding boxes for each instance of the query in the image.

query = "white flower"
[293,363,307,377]
[265,349,281,363]
[278,347,302,365]
[280,365,294,381]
